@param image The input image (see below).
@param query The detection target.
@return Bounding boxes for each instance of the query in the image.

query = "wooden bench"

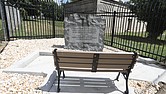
[53,49,138,94]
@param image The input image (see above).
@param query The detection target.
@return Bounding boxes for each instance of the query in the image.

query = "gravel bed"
[0,38,64,93]
[0,38,159,94]
[0,38,64,69]
[0,71,44,94]
[129,79,158,94]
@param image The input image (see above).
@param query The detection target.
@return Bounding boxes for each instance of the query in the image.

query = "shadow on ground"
[115,35,165,45]
[52,76,120,93]
[39,71,122,93]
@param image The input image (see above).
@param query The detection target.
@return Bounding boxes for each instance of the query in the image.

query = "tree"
[7,0,64,20]
[40,1,64,21]
[40,1,55,18]
[127,0,166,39]
[70,0,80,2]
[8,0,41,20]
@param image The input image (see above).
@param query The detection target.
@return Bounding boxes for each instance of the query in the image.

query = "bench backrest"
[53,49,138,73]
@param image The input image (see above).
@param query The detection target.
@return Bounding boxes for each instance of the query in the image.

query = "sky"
[115,0,130,2]
[54,0,69,4]
[122,0,130,2]
[54,0,130,4]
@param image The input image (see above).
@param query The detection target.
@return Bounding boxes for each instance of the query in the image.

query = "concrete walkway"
[3,51,166,94]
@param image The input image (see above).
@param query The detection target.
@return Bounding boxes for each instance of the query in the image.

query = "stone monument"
[64,13,106,51]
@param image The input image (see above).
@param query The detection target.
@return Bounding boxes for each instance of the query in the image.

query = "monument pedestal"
[64,13,106,51]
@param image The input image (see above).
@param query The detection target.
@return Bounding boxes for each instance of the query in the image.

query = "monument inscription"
[69,27,99,43]
[64,13,106,51]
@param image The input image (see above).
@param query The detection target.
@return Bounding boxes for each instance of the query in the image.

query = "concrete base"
[3,51,54,76]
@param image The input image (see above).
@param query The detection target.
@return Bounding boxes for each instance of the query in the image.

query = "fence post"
[52,3,55,38]
[0,0,10,41]
[111,11,116,46]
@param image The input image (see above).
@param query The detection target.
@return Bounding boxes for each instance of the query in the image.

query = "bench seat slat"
[57,52,133,59]
[59,63,129,69]
[59,58,93,63]
[99,54,133,59]
[98,64,129,69]
[60,68,128,72]
[57,52,94,58]
[98,59,132,64]
[58,58,132,64]
[59,63,92,68]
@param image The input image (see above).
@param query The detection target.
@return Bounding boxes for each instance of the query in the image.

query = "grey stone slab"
[64,13,106,51]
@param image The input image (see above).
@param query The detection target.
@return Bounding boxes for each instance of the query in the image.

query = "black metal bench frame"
[53,49,138,94]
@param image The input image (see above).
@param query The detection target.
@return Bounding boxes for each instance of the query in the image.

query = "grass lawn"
[0,19,2,29]
[0,19,6,41]
[0,19,8,52]
[104,32,166,62]
[12,20,64,38]
[0,19,4,40]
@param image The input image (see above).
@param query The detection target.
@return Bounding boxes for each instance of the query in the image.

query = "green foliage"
[128,0,166,21]
[40,1,64,21]
[8,0,40,17]
[8,0,64,21]
[40,1,56,18]
[127,0,166,39]
[70,0,80,2]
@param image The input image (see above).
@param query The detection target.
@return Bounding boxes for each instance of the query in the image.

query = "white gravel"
[0,38,64,93]
[0,38,158,94]
[0,38,64,69]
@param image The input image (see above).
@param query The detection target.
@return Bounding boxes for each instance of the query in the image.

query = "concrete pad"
[153,71,166,84]
[3,51,54,76]
[130,62,166,84]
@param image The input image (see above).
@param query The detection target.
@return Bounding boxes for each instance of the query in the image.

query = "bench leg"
[62,71,65,79]
[122,73,129,94]
[57,70,65,92]
[115,72,120,81]
[57,70,61,92]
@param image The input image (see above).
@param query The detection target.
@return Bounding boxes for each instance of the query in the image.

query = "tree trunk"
[146,18,165,40]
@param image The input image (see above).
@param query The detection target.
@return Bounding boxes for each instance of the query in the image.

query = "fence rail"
[100,1,166,64]
[0,0,64,40]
